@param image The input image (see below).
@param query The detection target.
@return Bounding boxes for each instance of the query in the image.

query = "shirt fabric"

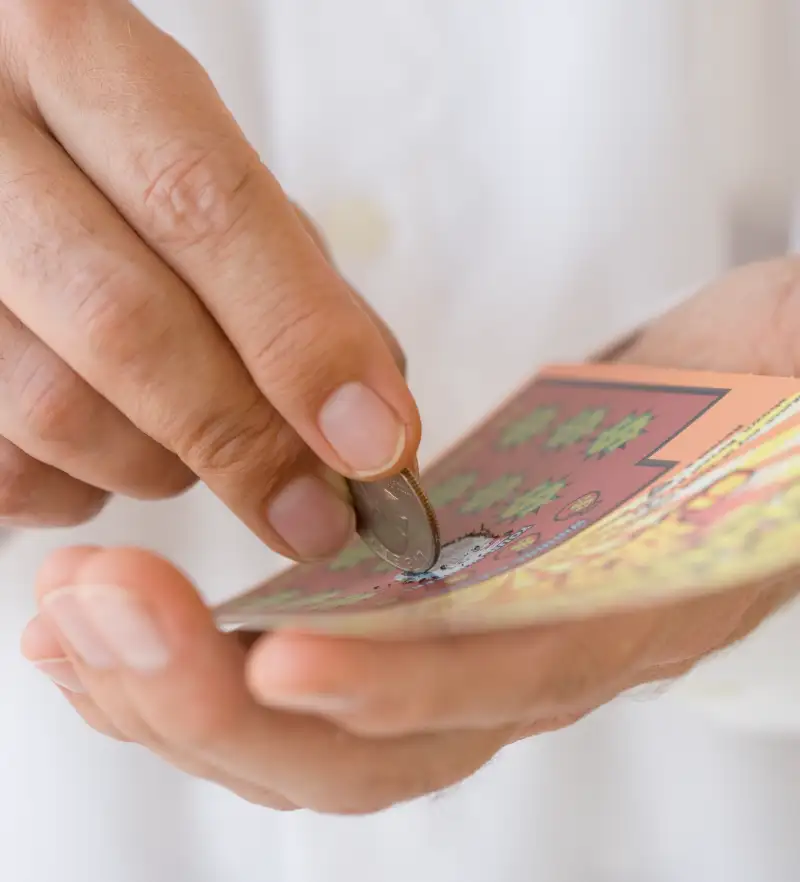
[3,2,800,880]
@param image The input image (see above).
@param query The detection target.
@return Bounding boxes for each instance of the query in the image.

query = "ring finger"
[26,546,298,809]
[0,301,193,499]
[0,438,106,526]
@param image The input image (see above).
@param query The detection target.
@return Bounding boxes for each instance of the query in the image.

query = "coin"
[347,469,441,573]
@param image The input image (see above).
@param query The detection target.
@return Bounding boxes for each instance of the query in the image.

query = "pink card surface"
[214,362,800,637]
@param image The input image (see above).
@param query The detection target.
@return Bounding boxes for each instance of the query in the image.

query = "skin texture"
[21,258,800,815]
[0,0,419,560]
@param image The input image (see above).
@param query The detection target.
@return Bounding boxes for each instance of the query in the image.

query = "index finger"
[22,0,420,479]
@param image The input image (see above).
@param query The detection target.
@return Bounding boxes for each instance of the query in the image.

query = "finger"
[21,613,68,664]
[27,615,292,810]
[30,631,129,741]
[0,113,353,559]
[0,301,193,498]
[25,3,420,479]
[32,546,298,808]
[244,607,693,736]
[25,614,295,811]
[36,547,503,813]
[0,437,107,526]
[22,615,87,694]
[620,258,800,375]
[246,581,792,737]
[22,545,128,739]
[244,617,653,736]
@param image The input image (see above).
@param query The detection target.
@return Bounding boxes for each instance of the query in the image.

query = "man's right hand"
[0,0,419,560]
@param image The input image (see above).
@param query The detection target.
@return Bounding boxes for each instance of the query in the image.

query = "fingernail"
[42,585,170,673]
[34,658,85,693]
[268,475,355,559]
[319,382,406,477]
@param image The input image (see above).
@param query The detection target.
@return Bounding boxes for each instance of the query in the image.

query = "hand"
[21,259,800,813]
[0,1,418,559]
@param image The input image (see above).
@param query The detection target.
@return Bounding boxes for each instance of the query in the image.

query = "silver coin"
[347,469,441,574]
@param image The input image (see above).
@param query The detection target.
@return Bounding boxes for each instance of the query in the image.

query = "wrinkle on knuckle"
[0,443,36,516]
[0,162,64,250]
[136,141,257,254]
[173,401,295,485]
[65,260,162,370]
[249,298,359,397]
[250,298,323,373]
[12,355,89,448]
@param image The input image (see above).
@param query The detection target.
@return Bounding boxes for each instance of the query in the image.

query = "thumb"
[618,258,800,377]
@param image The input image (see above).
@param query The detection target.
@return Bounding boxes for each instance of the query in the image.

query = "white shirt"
[3,1,800,880]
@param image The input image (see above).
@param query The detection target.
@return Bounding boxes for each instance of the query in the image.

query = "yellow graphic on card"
[466,420,800,617]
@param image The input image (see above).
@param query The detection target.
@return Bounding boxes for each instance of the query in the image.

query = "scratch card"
[214,363,800,637]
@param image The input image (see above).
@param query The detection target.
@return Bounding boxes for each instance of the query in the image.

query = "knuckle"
[249,296,359,396]
[174,401,296,485]
[64,260,156,371]
[0,443,36,517]
[13,355,91,449]
[137,142,258,253]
